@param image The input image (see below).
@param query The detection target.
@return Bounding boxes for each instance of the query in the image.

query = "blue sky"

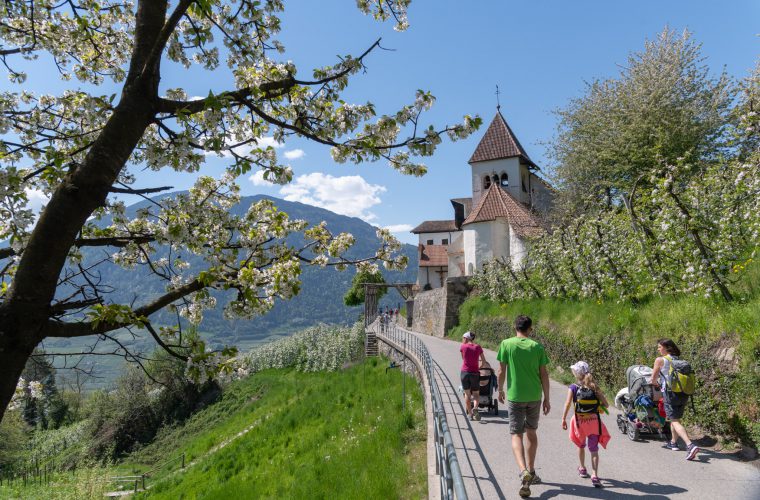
[9,0,759,244]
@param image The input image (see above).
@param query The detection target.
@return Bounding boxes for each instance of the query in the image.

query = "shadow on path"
[434,361,507,500]
[538,479,687,499]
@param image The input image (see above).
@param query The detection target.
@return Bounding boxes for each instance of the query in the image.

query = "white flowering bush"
[244,323,365,374]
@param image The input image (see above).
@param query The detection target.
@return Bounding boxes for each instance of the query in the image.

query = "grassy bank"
[0,357,426,499]
[449,293,760,448]
[139,358,425,499]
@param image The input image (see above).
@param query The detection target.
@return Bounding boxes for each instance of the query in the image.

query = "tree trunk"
[0,0,169,420]
[0,308,44,422]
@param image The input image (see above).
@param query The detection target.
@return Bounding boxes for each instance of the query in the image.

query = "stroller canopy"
[626,365,654,394]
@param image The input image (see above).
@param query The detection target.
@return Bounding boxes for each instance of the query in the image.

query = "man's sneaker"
[664,441,680,451]
[529,470,541,484]
[473,410,481,421]
[518,470,533,498]
[686,443,700,461]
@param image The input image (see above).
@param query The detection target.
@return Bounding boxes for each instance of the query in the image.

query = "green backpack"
[665,355,696,395]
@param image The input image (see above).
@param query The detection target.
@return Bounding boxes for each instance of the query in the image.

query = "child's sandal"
[591,476,602,488]
[578,467,589,478]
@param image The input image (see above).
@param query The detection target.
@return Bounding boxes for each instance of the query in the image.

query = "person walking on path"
[497,315,551,499]
[460,331,486,421]
[561,361,611,488]
[651,338,700,460]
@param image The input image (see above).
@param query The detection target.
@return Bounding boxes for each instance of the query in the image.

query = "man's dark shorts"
[507,400,541,434]
[664,390,689,420]
[460,371,480,391]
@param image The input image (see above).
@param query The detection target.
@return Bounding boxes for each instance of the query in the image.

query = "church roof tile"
[418,244,449,267]
[462,184,544,237]
[468,111,538,168]
[411,220,459,234]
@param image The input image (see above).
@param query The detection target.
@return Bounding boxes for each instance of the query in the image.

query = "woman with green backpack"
[651,339,700,461]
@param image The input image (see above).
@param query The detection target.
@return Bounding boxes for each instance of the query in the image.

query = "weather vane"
[496,84,501,110]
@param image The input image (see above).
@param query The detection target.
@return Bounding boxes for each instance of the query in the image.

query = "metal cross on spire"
[495,84,501,110]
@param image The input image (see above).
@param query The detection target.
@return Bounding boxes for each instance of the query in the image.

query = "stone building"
[411,110,553,289]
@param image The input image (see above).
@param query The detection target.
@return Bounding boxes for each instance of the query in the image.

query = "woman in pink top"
[461,331,486,421]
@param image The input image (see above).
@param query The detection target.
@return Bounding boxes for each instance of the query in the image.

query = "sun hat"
[462,331,473,340]
[570,361,589,375]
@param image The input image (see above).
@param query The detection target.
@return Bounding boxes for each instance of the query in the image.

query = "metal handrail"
[372,318,468,500]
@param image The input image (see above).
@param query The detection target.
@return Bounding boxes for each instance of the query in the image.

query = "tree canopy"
[549,28,733,211]
[0,0,481,420]
[343,263,387,307]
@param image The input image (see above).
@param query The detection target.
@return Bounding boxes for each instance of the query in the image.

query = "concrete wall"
[412,277,472,337]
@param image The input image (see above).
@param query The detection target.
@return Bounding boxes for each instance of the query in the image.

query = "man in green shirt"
[497,315,550,499]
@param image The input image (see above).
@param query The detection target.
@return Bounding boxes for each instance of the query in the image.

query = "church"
[412,110,554,289]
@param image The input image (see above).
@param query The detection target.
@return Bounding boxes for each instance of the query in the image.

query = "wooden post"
[181,453,185,468]
[142,474,146,490]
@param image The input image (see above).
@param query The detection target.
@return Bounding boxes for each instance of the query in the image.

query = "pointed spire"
[468,111,538,168]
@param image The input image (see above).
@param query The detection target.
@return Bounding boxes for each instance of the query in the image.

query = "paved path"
[416,332,760,500]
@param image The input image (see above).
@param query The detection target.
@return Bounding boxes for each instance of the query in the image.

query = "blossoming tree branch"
[0,0,481,419]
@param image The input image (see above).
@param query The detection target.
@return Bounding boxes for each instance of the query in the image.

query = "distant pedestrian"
[651,339,700,460]
[497,315,550,499]
[460,331,486,421]
[561,361,611,488]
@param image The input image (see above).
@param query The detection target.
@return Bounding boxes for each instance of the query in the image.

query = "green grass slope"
[0,358,426,500]
[136,358,425,499]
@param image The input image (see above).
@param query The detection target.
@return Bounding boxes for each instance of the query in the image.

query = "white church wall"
[470,157,521,205]
[509,227,529,269]
[463,228,477,276]
[417,266,446,289]
[447,232,465,278]
[530,174,553,213]
[417,231,456,246]
[490,218,510,262]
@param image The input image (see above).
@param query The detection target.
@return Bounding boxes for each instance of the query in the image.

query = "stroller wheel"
[626,420,640,441]
[493,400,499,415]
[616,414,627,434]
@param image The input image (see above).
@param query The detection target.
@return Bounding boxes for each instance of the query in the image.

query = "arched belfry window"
[492,174,499,185]
[483,175,491,189]
[500,173,509,187]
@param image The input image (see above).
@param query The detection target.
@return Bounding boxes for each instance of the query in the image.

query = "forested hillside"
[43,194,417,384]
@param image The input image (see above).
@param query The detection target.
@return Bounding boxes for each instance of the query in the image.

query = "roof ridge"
[468,111,537,168]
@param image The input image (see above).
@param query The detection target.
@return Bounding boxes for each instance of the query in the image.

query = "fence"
[108,452,185,494]
[371,319,468,500]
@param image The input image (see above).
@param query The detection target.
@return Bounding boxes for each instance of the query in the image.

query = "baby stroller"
[615,365,670,441]
[477,366,499,415]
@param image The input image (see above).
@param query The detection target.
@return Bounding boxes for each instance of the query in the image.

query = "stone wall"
[411,286,446,337]
[412,276,472,337]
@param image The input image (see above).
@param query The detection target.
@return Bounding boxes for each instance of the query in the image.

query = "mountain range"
[44,194,418,385]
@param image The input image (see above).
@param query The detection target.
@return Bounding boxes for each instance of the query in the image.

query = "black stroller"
[477,366,499,415]
[615,365,670,441]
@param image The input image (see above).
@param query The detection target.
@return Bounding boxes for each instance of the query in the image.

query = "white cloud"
[249,170,276,187]
[283,149,305,160]
[384,224,414,233]
[278,173,386,222]
[25,188,49,214]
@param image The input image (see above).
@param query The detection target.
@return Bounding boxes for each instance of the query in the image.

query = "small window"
[442,239,449,245]
[426,239,434,245]
[492,174,499,185]
[483,175,491,189]
[500,173,509,187]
